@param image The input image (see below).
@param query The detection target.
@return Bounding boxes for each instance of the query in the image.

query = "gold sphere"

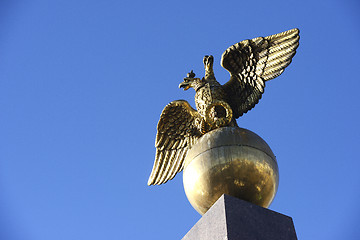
[183,127,279,215]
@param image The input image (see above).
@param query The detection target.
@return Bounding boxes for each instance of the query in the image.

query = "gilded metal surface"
[183,127,279,215]
[148,28,299,186]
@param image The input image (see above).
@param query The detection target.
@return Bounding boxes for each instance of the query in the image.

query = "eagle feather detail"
[148,100,202,185]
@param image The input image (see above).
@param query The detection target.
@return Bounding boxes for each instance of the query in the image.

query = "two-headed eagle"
[148,28,300,186]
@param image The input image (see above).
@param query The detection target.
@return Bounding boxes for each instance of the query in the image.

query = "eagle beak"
[179,80,191,90]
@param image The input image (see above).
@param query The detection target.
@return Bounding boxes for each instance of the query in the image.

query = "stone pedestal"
[182,194,297,240]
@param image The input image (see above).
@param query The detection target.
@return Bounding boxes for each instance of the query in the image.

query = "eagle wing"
[221,28,300,118]
[147,100,202,185]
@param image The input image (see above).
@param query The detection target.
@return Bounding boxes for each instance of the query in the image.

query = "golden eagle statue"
[148,28,300,186]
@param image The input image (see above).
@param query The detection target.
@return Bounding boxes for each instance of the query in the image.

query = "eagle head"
[179,70,205,91]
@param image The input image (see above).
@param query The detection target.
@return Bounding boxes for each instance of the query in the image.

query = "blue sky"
[0,0,359,239]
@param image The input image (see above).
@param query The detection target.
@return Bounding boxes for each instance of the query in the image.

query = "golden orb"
[183,127,279,215]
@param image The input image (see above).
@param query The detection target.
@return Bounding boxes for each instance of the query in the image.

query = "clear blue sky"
[0,0,359,239]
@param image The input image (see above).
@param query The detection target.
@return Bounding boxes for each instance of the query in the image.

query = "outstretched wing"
[221,28,300,118]
[147,100,202,185]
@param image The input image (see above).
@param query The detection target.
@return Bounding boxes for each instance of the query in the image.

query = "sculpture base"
[183,127,278,215]
[182,195,297,240]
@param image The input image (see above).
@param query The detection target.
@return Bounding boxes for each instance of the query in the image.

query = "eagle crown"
[179,55,216,92]
[179,72,205,92]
